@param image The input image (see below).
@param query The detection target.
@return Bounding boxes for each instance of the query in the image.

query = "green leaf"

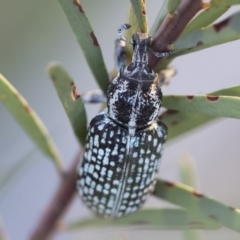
[57,0,109,94]
[129,0,148,33]
[182,0,240,36]
[123,3,142,62]
[168,0,181,14]
[158,10,240,69]
[183,230,201,240]
[163,95,240,119]
[173,11,240,57]
[0,74,63,172]
[179,154,198,188]
[149,0,168,36]
[48,63,87,146]
[160,110,215,141]
[0,148,36,196]
[179,156,200,240]
[153,179,240,232]
[67,208,221,231]
[161,85,240,141]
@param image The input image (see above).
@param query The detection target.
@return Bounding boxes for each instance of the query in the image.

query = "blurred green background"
[1,1,240,239]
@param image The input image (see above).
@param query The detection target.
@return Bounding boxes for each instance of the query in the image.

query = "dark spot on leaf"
[159,109,179,120]
[213,17,231,32]
[171,120,178,126]
[188,222,204,229]
[73,0,85,13]
[209,215,218,220]
[50,75,56,81]
[193,190,203,198]
[207,95,219,101]
[130,220,148,225]
[197,41,203,46]
[167,110,179,115]
[229,206,235,211]
[90,32,99,47]
[142,7,146,15]
[71,82,80,100]
[24,105,32,113]
[187,95,194,100]
[165,181,175,187]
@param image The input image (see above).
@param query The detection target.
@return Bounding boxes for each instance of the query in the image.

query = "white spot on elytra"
[100,167,107,176]
[98,124,104,131]
[95,164,100,170]
[110,161,115,167]
[111,188,117,194]
[113,180,119,185]
[107,170,113,178]
[98,148,104,156]
[94,135,99,147]
[103,156,109,165]
[133,152,138,158]
[157,143,162,153]
[85,176,91,185]
[88,164,94,174]
[93,172,98,179]
[96,184,102,192]
[123,192,130,198]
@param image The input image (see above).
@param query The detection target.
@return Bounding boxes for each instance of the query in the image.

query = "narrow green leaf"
[67,208,221,231]
[161,85,240,141]
[123,3,142,61]
[183,230,201,240]
[48,63,87,146]
[160,110,215,141]
[168,0,181,14]
[182,0,240,36]
[179,156,200,240]
[0,74,63,171]
[150,0,168,36]
[0,149,36,195]
[153,179,240,232]
[158,10,240,70]
[173,11,240,57]
[129,0,148,33]
[179,154,197,188]
[163,94,240,119]
[126,3,141,38]
[57,0,109,94]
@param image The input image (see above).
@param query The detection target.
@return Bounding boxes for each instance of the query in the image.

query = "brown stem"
[28,150,82,240]
[149,0,202,69]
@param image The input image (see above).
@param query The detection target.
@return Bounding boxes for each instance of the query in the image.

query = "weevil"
[77,24,173,218]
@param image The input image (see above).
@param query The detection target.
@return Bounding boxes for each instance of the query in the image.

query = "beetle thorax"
[107,33,162,134]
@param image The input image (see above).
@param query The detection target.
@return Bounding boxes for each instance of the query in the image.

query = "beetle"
[77,24,172,218]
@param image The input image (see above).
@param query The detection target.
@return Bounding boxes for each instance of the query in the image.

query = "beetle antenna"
[118,23,132,44]
[148,47,174,58]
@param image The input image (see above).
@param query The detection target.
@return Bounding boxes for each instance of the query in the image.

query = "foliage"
[1,0,240,239]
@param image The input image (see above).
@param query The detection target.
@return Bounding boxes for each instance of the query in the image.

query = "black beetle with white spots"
[77,24,173,218]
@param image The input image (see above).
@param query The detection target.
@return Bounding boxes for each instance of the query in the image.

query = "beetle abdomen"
[77,110,167,218]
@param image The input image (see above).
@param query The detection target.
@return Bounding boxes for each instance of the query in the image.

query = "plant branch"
[28,150,83,240]
[149,0,202,69]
